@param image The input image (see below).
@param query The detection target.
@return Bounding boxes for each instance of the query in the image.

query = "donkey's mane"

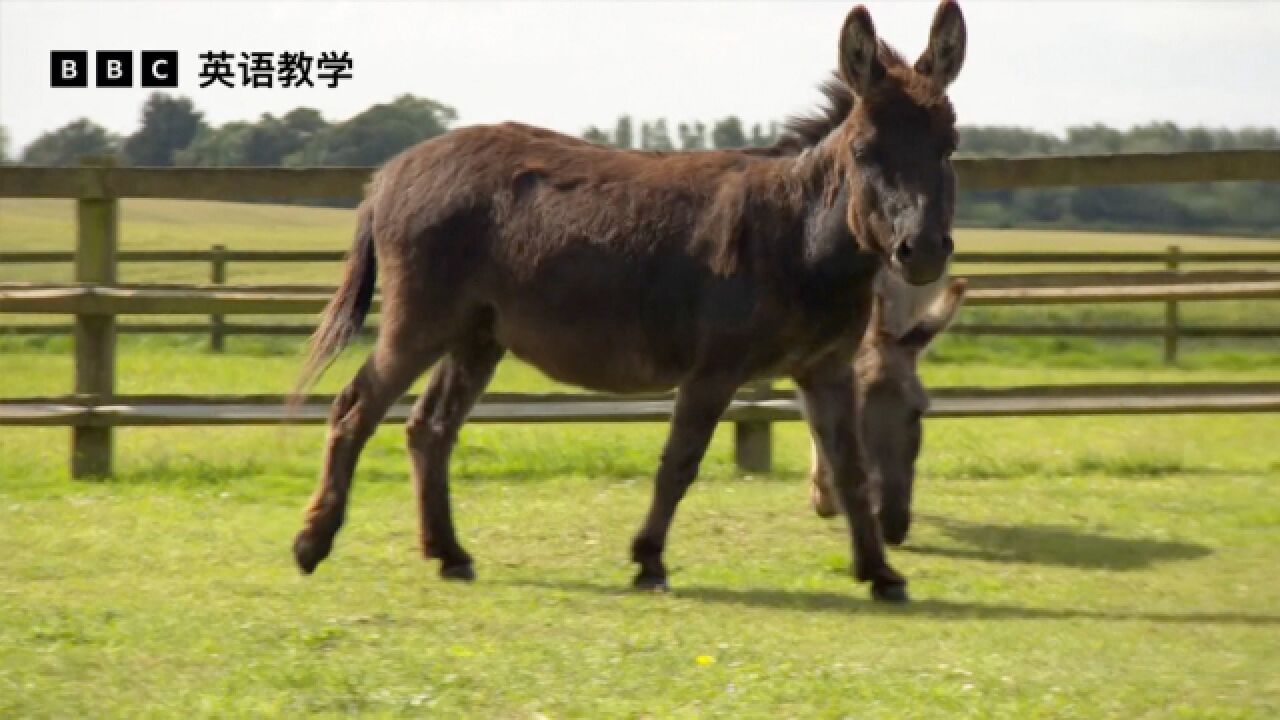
[757,43,909,157]
[762,74,852,157]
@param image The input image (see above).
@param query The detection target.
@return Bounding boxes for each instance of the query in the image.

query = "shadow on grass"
[502,578,1280,627]
[902,514,1211,571]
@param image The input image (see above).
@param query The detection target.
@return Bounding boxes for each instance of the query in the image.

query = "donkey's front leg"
[797,364,907,603]
[631,376,739,591]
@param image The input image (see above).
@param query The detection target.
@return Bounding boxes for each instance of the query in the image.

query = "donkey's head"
[835,2,966,285]
[810,276,966,545]
[858,276,965,543]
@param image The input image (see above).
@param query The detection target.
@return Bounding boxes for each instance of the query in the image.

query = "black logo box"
[96,51,132,88]
[50,51,87,87]
[50,51,178,88]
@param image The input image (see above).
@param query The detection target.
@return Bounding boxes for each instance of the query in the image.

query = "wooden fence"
[4,247,1280,363]
[1,150,1278,477]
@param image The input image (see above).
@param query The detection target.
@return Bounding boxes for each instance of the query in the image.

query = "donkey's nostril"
[941,234,954,255]
[895,242,914,263]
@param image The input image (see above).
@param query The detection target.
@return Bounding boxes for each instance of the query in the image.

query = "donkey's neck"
[733,132,843,226]
[786,129,881,261]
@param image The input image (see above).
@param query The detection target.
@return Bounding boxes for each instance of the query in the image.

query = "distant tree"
[176,108,329,166]
[1232,127,1279,149]
[677,122,706,150]
[641,119,674,151]
[21,118,120,165]
[582,125,611,145]
[0,125,9,163]
[958,126,1059,156]
[244,112,327,165]
[1185,127,1214,152]
[282,107,327,141]
[1011,188,1071,224]
[1126,122,1187,153]
[749,121,779,148]
[241,116,292,165]
[711,116,747,149]
[287,94,455,166]
[174,122,253,166]
[612,115,634,150]
[122,93,205,166]
[1063,124,1125,155]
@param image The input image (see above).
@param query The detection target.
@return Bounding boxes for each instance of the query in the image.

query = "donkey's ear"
[899,278,967,350]
[914,1,967,90]
[838,6,880,96]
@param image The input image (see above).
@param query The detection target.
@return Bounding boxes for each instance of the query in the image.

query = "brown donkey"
[293,2,967,602]
[809,275,967,545]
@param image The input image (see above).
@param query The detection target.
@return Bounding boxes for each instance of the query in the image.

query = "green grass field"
[1,199,1279,717]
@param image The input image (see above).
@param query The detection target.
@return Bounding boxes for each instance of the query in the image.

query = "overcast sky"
[2,1,1278,154]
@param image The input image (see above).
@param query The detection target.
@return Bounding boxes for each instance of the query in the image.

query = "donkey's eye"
[853,143,874,163]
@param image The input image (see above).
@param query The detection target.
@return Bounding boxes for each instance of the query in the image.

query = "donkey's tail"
[291,206,378,402]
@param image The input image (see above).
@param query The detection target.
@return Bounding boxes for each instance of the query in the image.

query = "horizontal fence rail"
[0,250,349,263]
[3,281,1280,315]
[8,322,1279,342]
[4,270,1280,294]
[4,150,1279,199]
[8,250,1279,347]
[3,383,1278,428]
[5,322,1279,340]
[7,250,1280,265]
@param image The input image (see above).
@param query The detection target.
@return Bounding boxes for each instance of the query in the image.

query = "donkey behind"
[292,2,967,602]
[809,274,967,545]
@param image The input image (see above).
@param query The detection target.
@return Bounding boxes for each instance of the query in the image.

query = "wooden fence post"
[1165,244,1180,364]
[734,379,772,473]
[72,156,118,478]
[210,244,227,351]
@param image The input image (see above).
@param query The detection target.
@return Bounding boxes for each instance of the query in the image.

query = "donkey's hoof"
[440,562,476,582]
[871,582,909,604]
[810,485,841,518]
[632,573,670,593]
[292,531,332,575]
[812,501,840,519]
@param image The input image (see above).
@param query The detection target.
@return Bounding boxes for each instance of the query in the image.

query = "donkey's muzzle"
[894,234,952,285]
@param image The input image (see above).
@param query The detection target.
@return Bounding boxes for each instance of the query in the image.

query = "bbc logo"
[51,51,178,88]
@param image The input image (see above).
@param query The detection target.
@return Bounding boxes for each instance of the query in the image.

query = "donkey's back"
[366,121,770,270]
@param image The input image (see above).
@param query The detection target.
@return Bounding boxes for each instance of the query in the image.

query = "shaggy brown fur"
[292,1,967,603]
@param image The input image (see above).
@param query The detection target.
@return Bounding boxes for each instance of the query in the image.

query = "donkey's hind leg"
[407,331,505,581]
[294,337,443,574]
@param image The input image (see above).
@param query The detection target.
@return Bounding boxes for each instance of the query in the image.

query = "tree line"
[3,93,1277,235]
[957,125,1280,236]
